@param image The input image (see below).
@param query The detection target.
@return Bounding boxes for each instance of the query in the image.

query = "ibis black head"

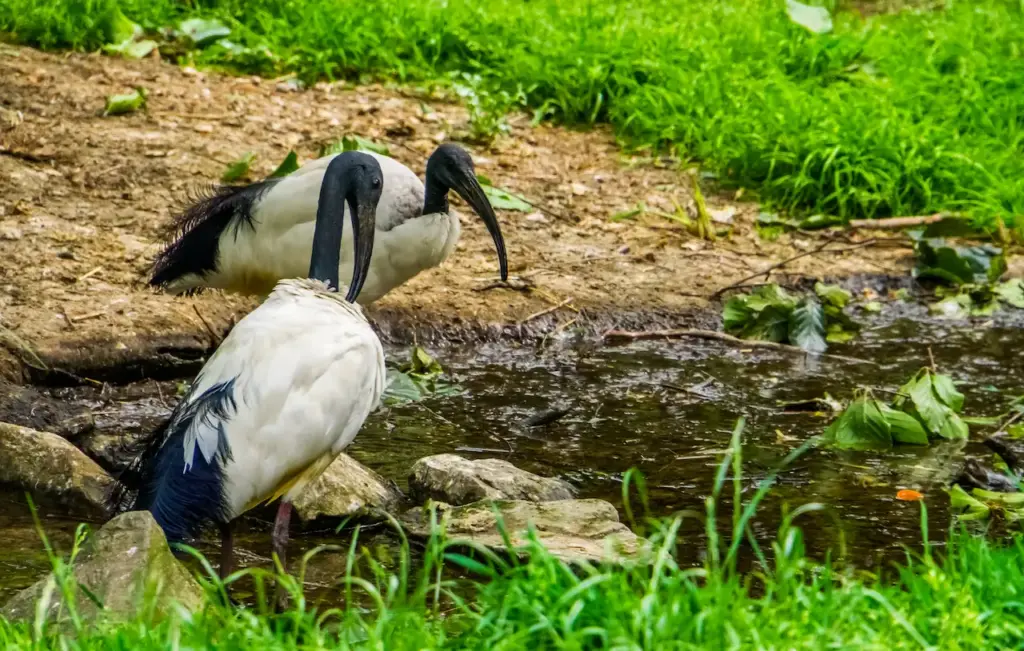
[309,151,383,302]
[423,143,508,281]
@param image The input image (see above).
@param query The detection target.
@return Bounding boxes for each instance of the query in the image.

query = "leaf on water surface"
[178,18,231,47]
[928,293,971,319]
[268,151,300,178]
[814,282,852,309]
[785,0,833,34]
[103,88,147,116]
[384,347,462,405]
[914,238,1006,286]
[948,485,990,521]
[932,373,965,412]
[861,301,882,314]
[477,176,532,212]
[788,297,827,353]
[823,397,892,451]
[995,279,1024,309]
[222,152,256,183]
[880,405,929,446]
[407,346,444,379]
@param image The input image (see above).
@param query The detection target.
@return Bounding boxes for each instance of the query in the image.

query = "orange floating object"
[896,489,924,501]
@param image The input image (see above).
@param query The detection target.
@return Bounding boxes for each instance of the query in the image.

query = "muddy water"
[1,312,1022,601]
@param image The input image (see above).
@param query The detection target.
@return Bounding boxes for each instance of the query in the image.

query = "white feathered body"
[172,278,386,520]
[168,152,462,303]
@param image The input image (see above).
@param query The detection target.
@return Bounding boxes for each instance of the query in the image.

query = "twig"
[68,310,106,323]
[0,148,55,164]
[76,266,103,283]
[927,346,937,372]
[518,297,574,326]
[603,328,879,366]
[710,239,877,299]
[849,214,945,230]
[59,305,76,331]
[192,305,221,348]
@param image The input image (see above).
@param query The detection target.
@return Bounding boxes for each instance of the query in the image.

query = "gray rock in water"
[2,511,203,624]
[292,453,405,522]
[400,499,643,564]
[409,454,574,505]
[0,422,114,517]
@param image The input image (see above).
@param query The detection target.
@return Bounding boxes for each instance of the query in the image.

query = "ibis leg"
[219,521,235,580]
[272,501,293,611]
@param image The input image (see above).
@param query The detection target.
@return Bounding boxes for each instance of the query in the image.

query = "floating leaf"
[406,346,444,379]
[929,293,971,319]
[268,151,300,178]
[178,18,231,47]
[995,279,1024,309]
[788,297,826,353]
[949,485,990,521]
[222,152,256,183]
[914,238,1006,286]
[785,0,833,34]
[896,369,968,441]
[880,405,929,446]
[814,282,852,309]
[823,397,891,451]
[480,183,533,212]
[102,88,147,116]
[932,373,965,412]
[861,301,882,313]
[896,489,924,501]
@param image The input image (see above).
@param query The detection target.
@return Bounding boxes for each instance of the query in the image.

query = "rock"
[78,430,150,474]
[0,385,94,440]
[409,454,574,506]
[291,453,405,522]
[0,422,114,517]
[400,499,642,564]
[2,511,203,624]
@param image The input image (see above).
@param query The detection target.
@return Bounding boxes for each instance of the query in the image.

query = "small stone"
[710,206,736,225]
[2,511,203,625]
[0,226,22,241]
[291,453,405,522]
[78,431,148,474]
[525,212,547,223]
[409,454,574,505]
[193,123,214,134]
[0,422,115,517]
[617,245,630,255]
[54,412,95,440]
[571,183,590,196]
[400,499,643,564]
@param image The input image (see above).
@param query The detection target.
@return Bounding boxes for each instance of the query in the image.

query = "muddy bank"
[0,45,923,382]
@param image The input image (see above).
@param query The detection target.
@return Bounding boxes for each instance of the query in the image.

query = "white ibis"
[114,151,387,588]
[149,144,508,303]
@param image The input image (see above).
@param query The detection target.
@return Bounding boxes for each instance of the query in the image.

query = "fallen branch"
[849,214,944,230]
[603,328,878,366]
[710,239,877,299]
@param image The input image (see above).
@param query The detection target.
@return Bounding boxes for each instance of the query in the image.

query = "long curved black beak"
[425,144,508,281]
[309,151,382,301]
[449,171,508,281]
[345,185,377,303]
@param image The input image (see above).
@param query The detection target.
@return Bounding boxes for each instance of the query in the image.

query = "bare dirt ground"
[0,45,916,381]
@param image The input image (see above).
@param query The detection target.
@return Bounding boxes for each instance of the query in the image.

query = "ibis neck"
[422,175,449,216]
[308,156,352,289]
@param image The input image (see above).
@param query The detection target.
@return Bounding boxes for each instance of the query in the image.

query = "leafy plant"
[177,17,230,47]
[222,152,256,183]
[383,346,462,405]
[268,151,300,178]
[102,88,146,116]
[950,485,1024,522]
[723,283,858,352]
[914,238,1006,286]
[823,368,968,450]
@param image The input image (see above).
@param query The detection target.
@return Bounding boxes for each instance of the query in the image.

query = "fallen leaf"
[222,152,256,183]
[103,88,147,116]
[268,150,300,178]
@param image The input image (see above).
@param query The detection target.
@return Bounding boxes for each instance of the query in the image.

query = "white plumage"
[150,145,507,303]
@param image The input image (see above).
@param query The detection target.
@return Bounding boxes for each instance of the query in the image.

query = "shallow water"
[2,311,1022,602]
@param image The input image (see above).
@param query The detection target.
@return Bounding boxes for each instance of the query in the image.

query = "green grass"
[4,0,1024,230]
[3,424,1024,648]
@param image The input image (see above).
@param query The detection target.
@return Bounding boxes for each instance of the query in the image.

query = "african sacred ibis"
[114,151,387,584]
[149,143,508,303]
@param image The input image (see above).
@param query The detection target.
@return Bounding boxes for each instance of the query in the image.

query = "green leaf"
[798,213,845,230]
[105,39,158,59]
[102,88,147,116]
[343,135,390,156]
[785,0,833,34]
[914,238,1006,286]
[928,294,971,319]
[861,301,882,313]
[880,405,929,446]
[949,485,990,520]
[823,397,891,451]
[788,298,827,353]
[995,279,1024,309]
[222,152,256,183]
[931,373,964,412]
[722,298,753,332]
[408,346,444,378]
[897,370,969,441]
[103,8,142,45]
[268,151,300,178]
[178,18,231,47]
[481,184,533,212]
[814,282,852,309]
